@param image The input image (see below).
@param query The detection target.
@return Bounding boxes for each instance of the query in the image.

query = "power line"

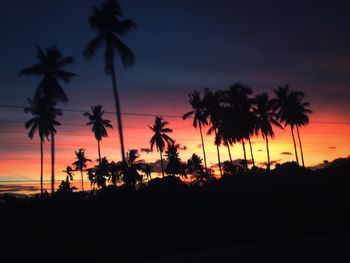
[0,104,349,125]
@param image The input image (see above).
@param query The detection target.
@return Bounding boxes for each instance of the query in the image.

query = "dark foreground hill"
[0,158,349,262]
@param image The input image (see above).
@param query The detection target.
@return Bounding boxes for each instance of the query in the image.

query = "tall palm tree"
[202,89,223,176]
[149,116,173,177]
[72,148,91,192]
[19,46,76,195]
[223,84,254,171]
[165,141,182,176]
[183,91,209,172]
[273,85,308,166]
[84,105,113,162]
[84,0,136,163]
[24,98,56,196]
[293,97,312,167]
[253,93,282,170]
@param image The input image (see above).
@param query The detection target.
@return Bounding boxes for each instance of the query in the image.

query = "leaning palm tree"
[293,97,312,167]
[72,148,91,192]
[149,116,173,177]
[253,93,282,170]
[202,89,223,176]
[19,46,76,195]
[84,0,136,163]
[183,91,209,172]
[84,105,113,162]
[24,98,54,196]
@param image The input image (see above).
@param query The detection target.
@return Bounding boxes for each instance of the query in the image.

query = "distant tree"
[24,98,58,196]
[149,116,173,177]
[141,163,152,186]
[253,93,282,170]
[84,0,136,163]
[165,141,182,176]
[88,157,110,189]
[183,91,209,172]
[63,166,74,181]
[72,148,91,192]
[187,154,213,186]
[123,150,143,188]
[84,105,113,162]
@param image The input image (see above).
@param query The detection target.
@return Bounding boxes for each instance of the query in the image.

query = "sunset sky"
[0,0,349,192]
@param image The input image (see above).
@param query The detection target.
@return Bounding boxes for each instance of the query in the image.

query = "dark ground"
[0,159,349,262]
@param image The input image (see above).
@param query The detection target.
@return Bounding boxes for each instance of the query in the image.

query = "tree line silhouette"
[19,0,311,196]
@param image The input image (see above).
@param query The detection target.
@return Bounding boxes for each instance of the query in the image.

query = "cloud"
[257,149,263,152]
[140,148,152,154]
[178,145,187,151]
[197,144,202,149]
[280,151,292,155]
[328,146,337,149]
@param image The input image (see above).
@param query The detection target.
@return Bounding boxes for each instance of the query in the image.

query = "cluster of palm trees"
[22,0,135,195]
[183,84,311,173]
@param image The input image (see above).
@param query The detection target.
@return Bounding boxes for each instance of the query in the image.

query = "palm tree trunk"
[248,137,255,167]
[291,126,299,165]
[97,140,101,163]
[241,139,248,171]
[110,62,126,163]
[80,170,84,192]
[40,140,43,197]
[214,129,223,176]
[51,132,55,196]
[296,126,305,167]
[266,136,270,171]
[227,144,233,163]
[160,150,164,177]
[199,123,208,173]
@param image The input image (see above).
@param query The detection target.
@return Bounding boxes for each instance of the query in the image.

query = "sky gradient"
[0,0,349,192]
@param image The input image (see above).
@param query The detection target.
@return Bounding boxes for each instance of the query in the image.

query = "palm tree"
[183,91,209,172]
[19,46,76,104]
[202,89,223,176]
[165,141,182,176]
[84,105,113,162]
[253,93,282,170]
[72,148,91,192]
[273,85,308,165]
[63,166,74,182]
[223,83,254,171]
[24,98,55,196]
[19,46,76,195]
[293,97,312,167]
[149,116,173,177]
[84,0,136,163]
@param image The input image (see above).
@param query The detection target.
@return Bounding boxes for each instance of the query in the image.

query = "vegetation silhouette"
[252,93,282,170]
[19,46,76,194]
[84,105,113,163]
[149,116,174,177]
[183,91,209,173]
[72,148,91,192]
[24,98,60,196]
[84,0,136,164]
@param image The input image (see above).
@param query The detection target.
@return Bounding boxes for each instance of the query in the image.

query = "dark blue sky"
[1,0,350,118]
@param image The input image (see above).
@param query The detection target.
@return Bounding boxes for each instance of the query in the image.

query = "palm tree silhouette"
[223,84,254,171]
[19,46,76,104]
[84,0,136,163]
[165,141,182,176]
[149,116,173,177]
[293,95,312,167]
[19,45,75,195]
[142,163,152,183]
[253,93,282,170]
[84,105,113,162]
[24,98,57,196]
[72,148,91,192]
[203,89,223,176]
[183,91,209,172]
[63,166,74,182]
[273,85,310,166]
